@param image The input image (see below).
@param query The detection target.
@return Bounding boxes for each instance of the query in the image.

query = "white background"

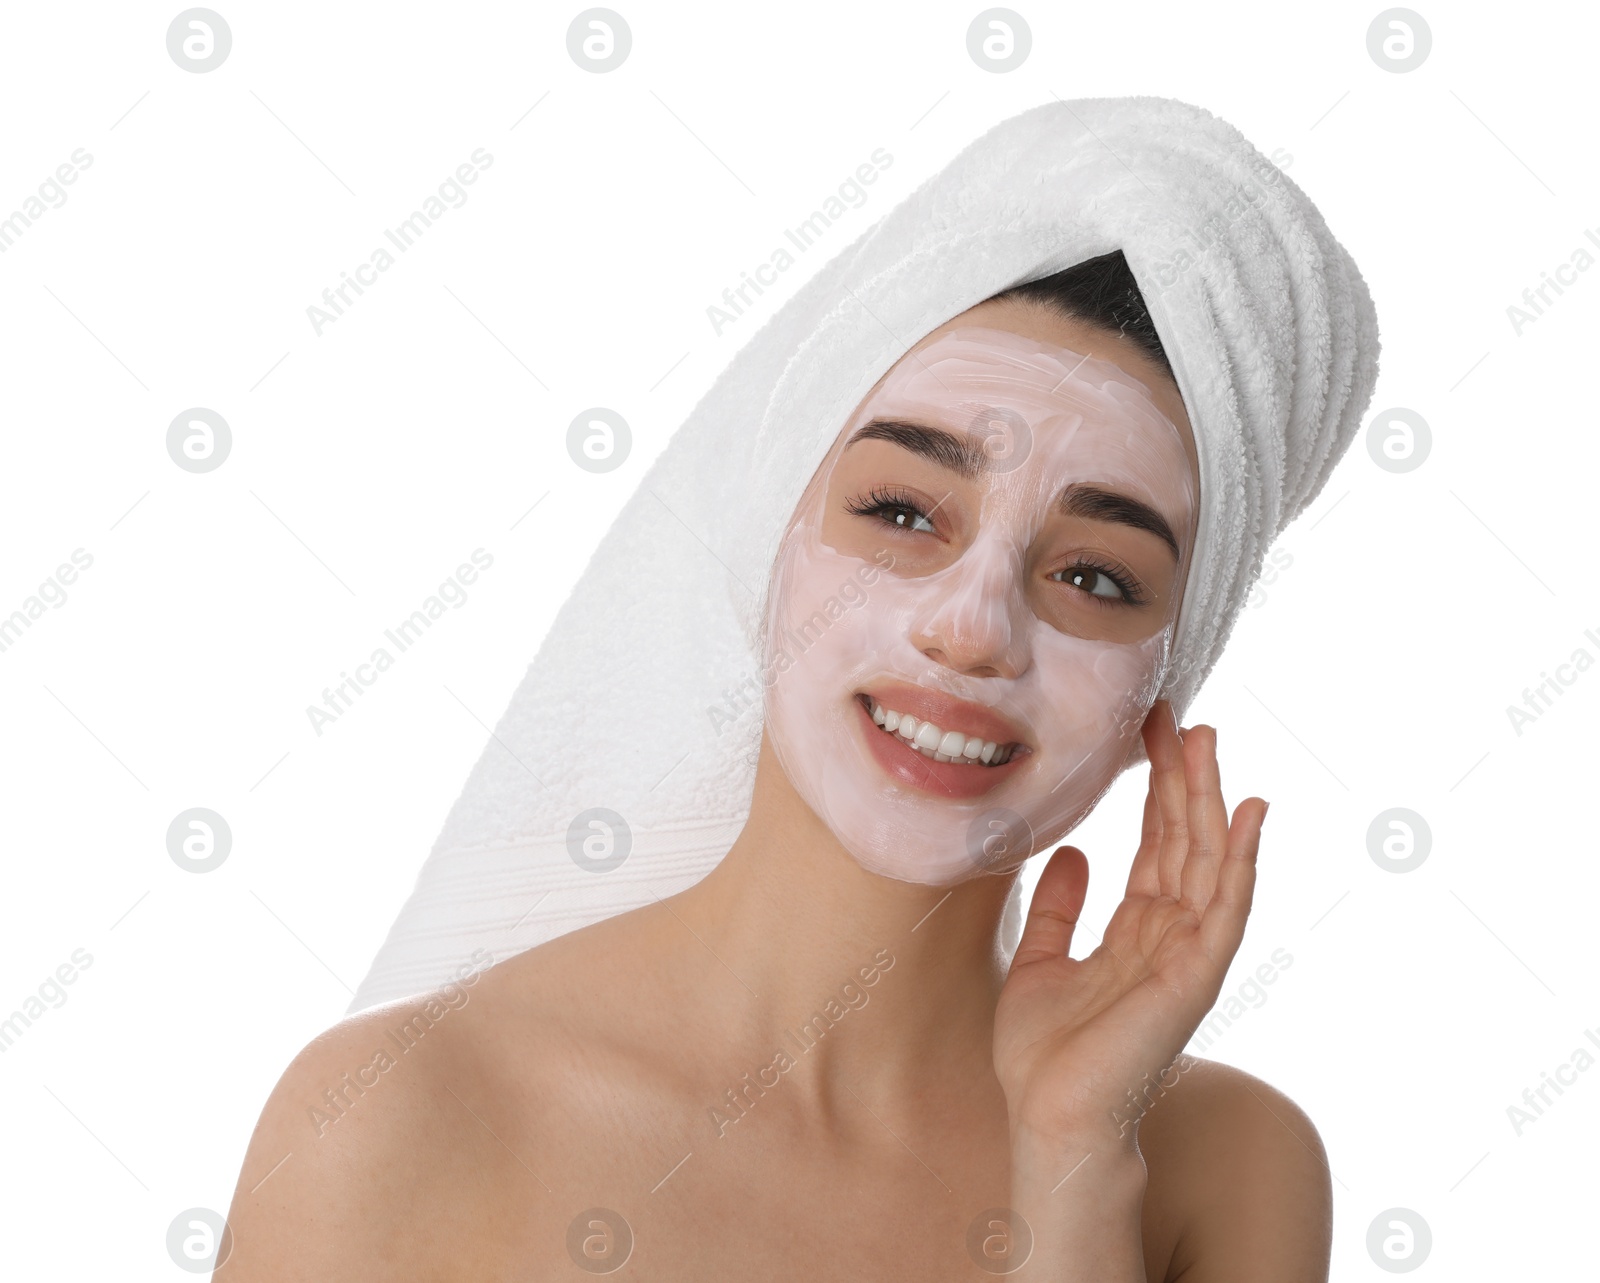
[1,0,1595,1277]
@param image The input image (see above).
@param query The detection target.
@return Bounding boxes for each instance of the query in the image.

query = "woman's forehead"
[841,325,1198,520]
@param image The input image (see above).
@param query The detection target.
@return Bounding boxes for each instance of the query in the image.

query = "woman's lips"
[859,681,1029,750]
[853,694,1029,799]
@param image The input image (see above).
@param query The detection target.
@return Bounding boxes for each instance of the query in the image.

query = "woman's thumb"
[1010,846,1089,968]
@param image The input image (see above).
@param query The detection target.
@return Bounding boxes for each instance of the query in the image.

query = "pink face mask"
[760,324,1198,886]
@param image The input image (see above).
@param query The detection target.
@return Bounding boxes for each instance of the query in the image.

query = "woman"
[225,97,1378,1280]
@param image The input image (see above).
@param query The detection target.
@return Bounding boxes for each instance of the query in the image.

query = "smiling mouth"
[855,694,1022,766]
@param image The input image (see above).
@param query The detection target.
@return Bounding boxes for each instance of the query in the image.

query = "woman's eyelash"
[844,487,1149,608]
[1052,556,1149,607]
[843,487,937,532]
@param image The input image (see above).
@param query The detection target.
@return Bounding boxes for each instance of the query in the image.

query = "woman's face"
[761,298,1201,886]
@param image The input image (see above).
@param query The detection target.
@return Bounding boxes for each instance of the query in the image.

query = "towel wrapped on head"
[351,94,1380,1012]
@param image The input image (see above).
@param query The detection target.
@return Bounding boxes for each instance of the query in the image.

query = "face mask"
[760,324,1197,886]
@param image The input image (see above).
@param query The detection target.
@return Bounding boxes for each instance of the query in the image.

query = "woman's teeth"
[868,701,1016,766]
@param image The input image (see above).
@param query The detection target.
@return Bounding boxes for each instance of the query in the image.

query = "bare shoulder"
[220,951,571,1281]
[1139,1056,1332,1283]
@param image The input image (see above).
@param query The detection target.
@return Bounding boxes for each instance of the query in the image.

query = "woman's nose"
[907,542,1030,680]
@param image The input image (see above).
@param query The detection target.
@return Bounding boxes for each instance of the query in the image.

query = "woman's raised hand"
[992,699,1268,1154]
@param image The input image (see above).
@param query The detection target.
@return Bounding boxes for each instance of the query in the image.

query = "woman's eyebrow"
[1059,482,1180,562]
[847,419,988,479]
[846,418,1181,561]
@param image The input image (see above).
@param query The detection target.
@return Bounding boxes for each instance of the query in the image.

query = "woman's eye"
[843,489,942,536]
[881,504,936,534]
[1052,564,1130,602]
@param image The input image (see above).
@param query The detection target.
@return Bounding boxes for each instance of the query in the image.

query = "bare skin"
[221,301,1332,1280]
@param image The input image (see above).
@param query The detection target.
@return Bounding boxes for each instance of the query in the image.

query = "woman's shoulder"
[220,944,585,1279]
[1139,1055,1332,1281]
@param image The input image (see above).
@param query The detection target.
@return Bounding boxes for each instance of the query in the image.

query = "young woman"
[222,252,1336,1280]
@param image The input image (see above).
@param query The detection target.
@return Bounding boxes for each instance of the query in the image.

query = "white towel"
[350,94,1380,1011]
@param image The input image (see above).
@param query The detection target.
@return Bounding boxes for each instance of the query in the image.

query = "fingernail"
[1262,801,1271,823]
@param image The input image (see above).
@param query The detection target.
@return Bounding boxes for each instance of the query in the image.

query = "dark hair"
[990,249,1175,383]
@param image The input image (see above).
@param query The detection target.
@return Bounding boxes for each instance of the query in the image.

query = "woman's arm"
[1004,1121,1150,1279]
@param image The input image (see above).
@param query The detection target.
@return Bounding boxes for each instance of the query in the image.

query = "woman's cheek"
[1030,634,1166,795]
[766,535,890,704]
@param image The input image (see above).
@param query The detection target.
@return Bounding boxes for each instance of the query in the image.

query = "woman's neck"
[664,733,1018,1109]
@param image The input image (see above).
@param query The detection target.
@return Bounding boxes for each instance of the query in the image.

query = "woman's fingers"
[1178,725,1231,912]
[1140,700,1190,900]
[1124,768,1164,900]
[1199,796,1267,962]
[1010,846,1090,970]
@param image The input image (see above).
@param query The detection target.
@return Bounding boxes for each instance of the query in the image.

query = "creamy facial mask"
[761,325,1197,886]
